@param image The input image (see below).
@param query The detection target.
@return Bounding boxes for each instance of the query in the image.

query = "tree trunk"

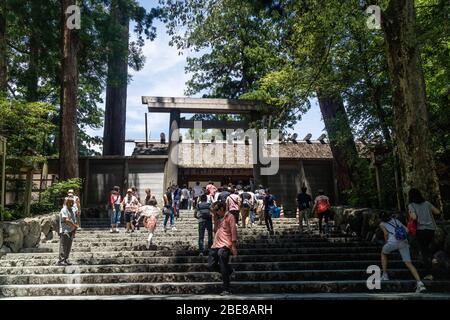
[25,0,41,102]
[59,0,79,180]
[103,0,130,156]
[316,91,361,203]
[381,0,442,209]
[0,1,7,96]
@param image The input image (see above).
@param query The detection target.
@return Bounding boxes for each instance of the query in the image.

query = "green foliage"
[3,0,163,155]
[0,207,15,220]
[162,0,449,210]
[41,178,82,208]
[0,202,56,220]
[416,0,450,157]
[0,98,56,168]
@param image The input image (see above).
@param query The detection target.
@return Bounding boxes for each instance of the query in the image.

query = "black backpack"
[241,192,252,208]
[197,202,211,219]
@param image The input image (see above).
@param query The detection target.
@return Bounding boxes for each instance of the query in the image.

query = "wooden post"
[250,111,262,186]
[24,169,33,217]
[374,164,383,208]
[0,136,6,221]
[39,162,48,202]
[371,146,387,209]
[331,160,339,205]
[83,158,89,208]
[299,160,311,192]
[122,157,129,193]
[166,110,180,188]
[145,113,149,148]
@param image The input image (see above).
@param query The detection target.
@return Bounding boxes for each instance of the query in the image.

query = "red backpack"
[316,197,330,214]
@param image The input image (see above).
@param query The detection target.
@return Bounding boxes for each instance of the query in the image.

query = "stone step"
[4,246,383,259]
[2,280,449,297]
[37,241,374,251]
[79,218,301,225]
[37,242,377,253]
[82,218,299,224]
[4,292,450,300]
[55,234,347,242]
[74,226,320,234]
[0,260,419,274]
[0,269,432,285]
[0,252,395,267]
[17,244,381,254]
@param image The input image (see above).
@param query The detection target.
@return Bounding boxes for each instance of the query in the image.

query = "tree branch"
[8,41,30,55]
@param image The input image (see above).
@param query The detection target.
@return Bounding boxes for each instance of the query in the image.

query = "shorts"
[256,199,264,211]
[143,215,157,230]
[124,212,133,223]
[382,241,411,262]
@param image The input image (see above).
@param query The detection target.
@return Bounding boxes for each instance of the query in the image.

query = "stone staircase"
[1,210,450,299]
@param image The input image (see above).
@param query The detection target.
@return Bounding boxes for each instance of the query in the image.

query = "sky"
[86,0,325,156]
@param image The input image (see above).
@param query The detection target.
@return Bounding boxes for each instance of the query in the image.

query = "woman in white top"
[379,211,426,293]
[121,189,140,233]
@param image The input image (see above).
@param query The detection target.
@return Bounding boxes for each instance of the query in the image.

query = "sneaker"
[381,273,390,281]
[229,268,235,280]
[220,290,232,296]
[199,252,204,257]
[110,228,114,233]
[57,261,67,266]
[163,226,167,233]
[423,274,434,281]
[171,226,177,231]
[415,281,427,293]
[64,260,73,266]
[115,228,120,233]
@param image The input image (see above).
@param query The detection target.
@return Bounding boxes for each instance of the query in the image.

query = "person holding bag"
[312,190,331,236]
[408,188,441,281]
[163,187,176,232]
[226,187,241,227]
[379,211,426,293]
[121,189,140,233]
[58,197,78,266]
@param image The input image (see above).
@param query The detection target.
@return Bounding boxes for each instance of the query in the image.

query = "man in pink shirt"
[206,181,218,198]
[208,202,238,295]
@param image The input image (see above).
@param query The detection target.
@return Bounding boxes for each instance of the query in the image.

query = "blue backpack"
[387,219,407,241]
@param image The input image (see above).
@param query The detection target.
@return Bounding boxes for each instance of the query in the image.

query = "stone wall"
[0,213,59,255]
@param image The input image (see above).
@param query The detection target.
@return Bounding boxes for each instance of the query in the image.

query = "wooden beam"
[179,119,249,129]
[143,96,267,114]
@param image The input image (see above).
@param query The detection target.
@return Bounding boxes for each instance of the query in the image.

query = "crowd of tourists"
[57,183,442,294]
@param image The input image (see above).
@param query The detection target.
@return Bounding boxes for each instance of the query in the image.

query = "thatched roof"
[132,141,334,168]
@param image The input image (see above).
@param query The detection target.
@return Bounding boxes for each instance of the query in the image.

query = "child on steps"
[137,198,160,249]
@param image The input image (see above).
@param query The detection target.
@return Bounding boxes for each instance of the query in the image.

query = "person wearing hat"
[58,196,78,266]
[121,188,140,233]
[66,189,82,229]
